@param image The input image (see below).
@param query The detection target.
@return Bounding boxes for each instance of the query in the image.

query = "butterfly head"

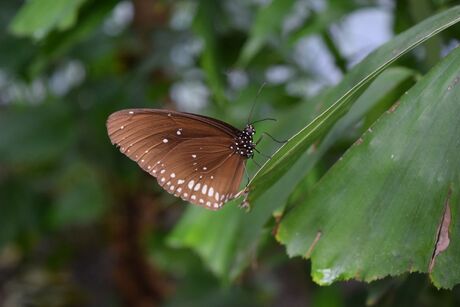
[232,124,256,159]
[245,124,256,136]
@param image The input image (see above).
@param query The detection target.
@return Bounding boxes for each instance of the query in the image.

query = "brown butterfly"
[106,109,255,210]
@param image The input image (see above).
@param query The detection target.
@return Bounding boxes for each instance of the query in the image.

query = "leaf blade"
[9,0,88,40]
[277,45,460,288]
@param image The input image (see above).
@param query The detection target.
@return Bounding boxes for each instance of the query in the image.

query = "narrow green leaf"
[238,0,296,66]
[277,46,460,288]
[287,1,363,47]
[193,0,227,108]
[9,0,88,40]
[30,0,118,76]
[247,6,460,204]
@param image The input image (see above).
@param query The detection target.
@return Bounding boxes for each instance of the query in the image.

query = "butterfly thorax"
[231,124,256,159]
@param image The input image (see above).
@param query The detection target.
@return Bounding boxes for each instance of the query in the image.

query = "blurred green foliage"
[1,0,460,306]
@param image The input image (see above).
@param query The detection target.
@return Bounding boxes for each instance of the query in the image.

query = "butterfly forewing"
[107,109,247,210]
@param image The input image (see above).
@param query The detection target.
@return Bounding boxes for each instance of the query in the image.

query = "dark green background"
[1,0,460,306]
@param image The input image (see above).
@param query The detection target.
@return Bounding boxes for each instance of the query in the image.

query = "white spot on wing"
[202,185,207,194]
[206,201,211,207]
[203,167,207,170]
[170,185,175,190]
[178,179,185,184]
[177,187,182,193]
[128,111,134,114]
[194,183,201,191]
[171,173,176,178]
[215,192,219,201]
[160,169,165,174]
[192,154,197,158]
[208,187,214,197]
[188,180,195,189]
[191,195,196,200]
[163,138,168,143]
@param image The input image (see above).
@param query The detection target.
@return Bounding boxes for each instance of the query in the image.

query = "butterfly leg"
[255,132,287,146]
[239,200,251,212]
[242,162,251,186]
[236,188,251,212]
[261,132,288,144]
[255,134,264,145]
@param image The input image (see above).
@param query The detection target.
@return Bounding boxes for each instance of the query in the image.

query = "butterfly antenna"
[251,118,277,125]
[242,162,251,186]
[247,82,267,125]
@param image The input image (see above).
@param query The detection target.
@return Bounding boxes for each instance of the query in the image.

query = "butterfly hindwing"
[153,138,245,209]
